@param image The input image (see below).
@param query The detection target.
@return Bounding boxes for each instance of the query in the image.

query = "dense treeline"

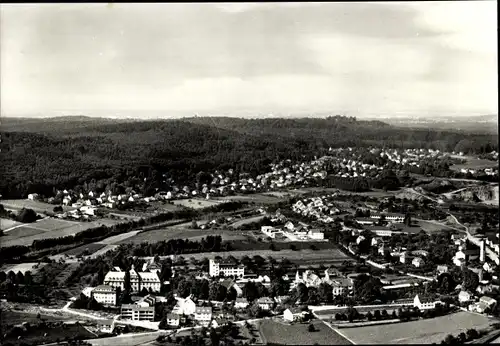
[1,116,497,198]
[128,235,229,257]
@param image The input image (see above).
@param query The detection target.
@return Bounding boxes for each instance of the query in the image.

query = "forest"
[1,116,497,198]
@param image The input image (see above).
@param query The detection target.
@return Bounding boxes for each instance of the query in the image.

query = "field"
[258,319,351,345]
[339,311,499,344]
[0,217,122,247]
[0,218,23,230]
[63,243,107,257]
[115,228,249,245]
[172,198,222,209]
[214,193,282,205]
[0,262,47,274]
[230,215,266,228]
[87,332,162,346]
[1,320,96,346]
[416,219,458,233]
[0,310,69,326]
[0,199,76,213]
[449,156,499,171]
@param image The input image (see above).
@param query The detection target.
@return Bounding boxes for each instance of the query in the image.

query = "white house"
[284,221,295,231]
[283,307,307,322]
[96,319,115,334]
[413,294,438,310]
[234,297,249,309]
[470,296,497,314]
[458,291,472,303]
[172,295,197,316]
[308,229,324,240]
[261,226,279,239]
[412,257,424,268]
[27,193,39,201]
[91,285,117,306]
[256,297,274,311]
[166,313,180,327]
[356,235,366,245]
[331,278,353,296]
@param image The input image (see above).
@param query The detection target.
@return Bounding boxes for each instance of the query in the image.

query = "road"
[447,213,500,265]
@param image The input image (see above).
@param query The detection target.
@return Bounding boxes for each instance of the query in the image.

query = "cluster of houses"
[261,223,325,241]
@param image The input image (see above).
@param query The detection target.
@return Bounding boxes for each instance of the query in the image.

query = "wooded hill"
[1,115,497,198]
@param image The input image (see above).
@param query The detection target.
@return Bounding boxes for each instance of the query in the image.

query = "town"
[1,145,499,346]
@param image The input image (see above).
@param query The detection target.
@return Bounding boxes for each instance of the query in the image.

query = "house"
[283,307,307,322]
[262,226,280,239]
[437,265,449,274]
[136,295,156,308]
[356,235,366,245]
[371,237,383,247]
[81,287,94,298]
[194,307,212,326]
[378,243,390,256]
[27,193,39,201]
[220,279,243,297]
[479,296,497,310]
[294,226,308,240]
[412,257,424,268]
[400,251,414,264]
[256,297,274,310]
[284,221,295,231]
[331,278,353,296]
[96,319,115,334]
[470,296,497,314]
[209,258,245,278]
[458,291,472,303]
[413,294,438,310]
[172,295,197,316]
[308,229,324,240]
[91,285,117,306]
[167,313,181,327]
[324,267,342,282]
[234,297,249,309]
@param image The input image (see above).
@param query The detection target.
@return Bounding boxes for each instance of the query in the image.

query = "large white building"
[103,265,161,292]
[91,285,117,306]
[120,295,156,321]
[209,258,245,278]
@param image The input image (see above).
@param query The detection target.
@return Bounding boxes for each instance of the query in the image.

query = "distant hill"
[375,114,498,134]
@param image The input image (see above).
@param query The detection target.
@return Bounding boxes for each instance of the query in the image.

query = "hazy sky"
[0,2,497,118]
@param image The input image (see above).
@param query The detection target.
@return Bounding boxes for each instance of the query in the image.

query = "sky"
[0,2,497,118]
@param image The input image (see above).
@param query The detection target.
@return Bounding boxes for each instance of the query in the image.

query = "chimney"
[480,240,485,263]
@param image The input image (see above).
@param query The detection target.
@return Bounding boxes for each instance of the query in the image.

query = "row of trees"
[0,205,39,224]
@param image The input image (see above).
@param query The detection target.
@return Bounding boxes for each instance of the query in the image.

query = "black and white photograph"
[0,2,498,345]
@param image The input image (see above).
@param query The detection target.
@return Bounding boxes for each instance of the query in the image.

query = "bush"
[308,324,315,332]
